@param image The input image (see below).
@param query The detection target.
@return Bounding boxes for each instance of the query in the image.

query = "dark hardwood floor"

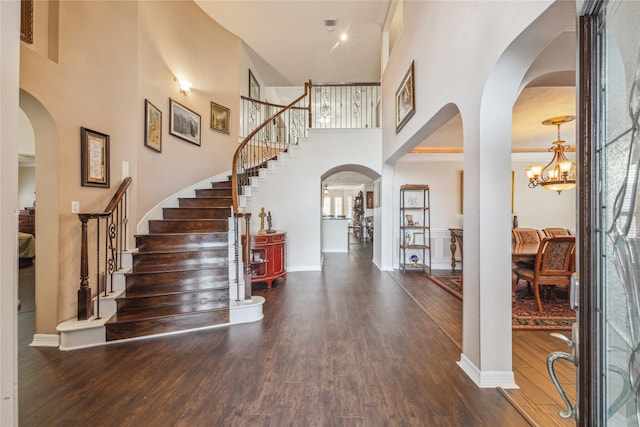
[18,243,552,426]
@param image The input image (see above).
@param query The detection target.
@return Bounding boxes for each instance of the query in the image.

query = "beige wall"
[20,1,242,329]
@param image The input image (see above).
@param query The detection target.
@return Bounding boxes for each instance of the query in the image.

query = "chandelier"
[525,115,576,195]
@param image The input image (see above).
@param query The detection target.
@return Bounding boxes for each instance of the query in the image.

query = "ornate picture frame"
[20,0,33,44]
[81,127,110,188]
[169,98,201,146]
[395,60,415,133]
[366,191,374,209]
[144,99,162,152]
[249,69,260,100]
[210,102,230,134]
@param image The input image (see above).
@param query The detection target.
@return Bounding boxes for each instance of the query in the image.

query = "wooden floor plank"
[18,245,557,426]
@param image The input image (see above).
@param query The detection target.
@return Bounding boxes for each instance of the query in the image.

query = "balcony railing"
[233,81,380,215]
[309,82,380,129]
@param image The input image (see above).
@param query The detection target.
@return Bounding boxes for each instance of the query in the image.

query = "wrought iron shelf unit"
[399,184,431,273]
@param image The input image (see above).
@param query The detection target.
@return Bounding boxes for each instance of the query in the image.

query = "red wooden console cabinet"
[242,232,286,288]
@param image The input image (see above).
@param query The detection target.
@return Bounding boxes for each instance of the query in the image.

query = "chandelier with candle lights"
[525,115,576,195]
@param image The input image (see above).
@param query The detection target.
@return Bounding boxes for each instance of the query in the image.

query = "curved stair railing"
[232,81,312,214]
[232,82,311,299]
[77,177,132,320]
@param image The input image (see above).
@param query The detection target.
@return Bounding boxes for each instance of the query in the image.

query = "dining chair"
[512,236,576,312]
[543,227,572,237]
[512,227,543,244]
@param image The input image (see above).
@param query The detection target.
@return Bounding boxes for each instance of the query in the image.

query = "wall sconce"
[174,77,192,96]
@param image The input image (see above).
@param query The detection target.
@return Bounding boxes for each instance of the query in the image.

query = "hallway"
[18,245,532,426]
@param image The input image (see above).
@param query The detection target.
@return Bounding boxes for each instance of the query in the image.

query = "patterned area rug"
[426,275,575,330]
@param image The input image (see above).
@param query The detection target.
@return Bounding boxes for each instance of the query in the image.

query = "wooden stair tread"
[107,306,228,324]
[132,247,228,255]
[124,282,229,298]
[134,231,228,238]
[124,268,229,276]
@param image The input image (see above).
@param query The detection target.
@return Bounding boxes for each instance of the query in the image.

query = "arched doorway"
[19,89,60,345]
[321,165,380,259]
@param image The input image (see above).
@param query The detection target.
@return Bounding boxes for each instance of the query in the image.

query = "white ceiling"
[194,1,577,186]
[194,1,389,86]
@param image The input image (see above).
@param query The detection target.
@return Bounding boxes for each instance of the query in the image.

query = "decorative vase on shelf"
[512,215,518,229]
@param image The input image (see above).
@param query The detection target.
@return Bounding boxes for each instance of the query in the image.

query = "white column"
[1,0,21,423]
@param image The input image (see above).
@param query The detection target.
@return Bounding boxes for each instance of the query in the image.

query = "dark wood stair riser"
[116,290,229,316]
[148,219,228,234]
[162,207,231,220]
[195,188,232,198]
[178,198,232,208]
[125,269,228,298]
[105,310,230,341]
[135,233,227,253]
[132,249,228,273]
[211,181,232,189]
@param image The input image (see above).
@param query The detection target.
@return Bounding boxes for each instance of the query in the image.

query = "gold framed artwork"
[169,98,201,146]
[395,60,415,133]
[81,127,110,188]
[210,102,230,134]
[144,99,162,152]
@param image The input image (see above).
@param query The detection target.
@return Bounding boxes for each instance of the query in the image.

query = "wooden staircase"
[105,180,233,341]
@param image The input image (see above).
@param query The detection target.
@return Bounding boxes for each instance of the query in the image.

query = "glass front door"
[589,0,640,424]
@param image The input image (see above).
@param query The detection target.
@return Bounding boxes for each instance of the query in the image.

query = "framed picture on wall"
[20,0,33,44]
[373,180,381,207]
[210,102,230,134]
[395,60,415,133]
[366,191,374,209]
[144,99,162,152]
[249,69,260,100]
[169,98,201,146]
[81,127,110,188]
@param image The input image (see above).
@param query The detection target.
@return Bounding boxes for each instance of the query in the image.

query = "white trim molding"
[30,334,60,348]
[457,353,519,389]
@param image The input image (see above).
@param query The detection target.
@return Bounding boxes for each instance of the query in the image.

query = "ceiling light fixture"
[174,77,192,95]
[525,115,576,195]
[340,33,348,41]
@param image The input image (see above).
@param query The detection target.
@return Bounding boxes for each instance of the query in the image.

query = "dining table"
[512,242,539,264]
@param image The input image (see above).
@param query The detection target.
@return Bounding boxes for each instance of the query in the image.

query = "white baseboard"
[457,353,519,389]
[30,334,59,348]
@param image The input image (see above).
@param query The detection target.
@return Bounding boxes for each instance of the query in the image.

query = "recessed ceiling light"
[340,33,348,41]
[324,18,337,32]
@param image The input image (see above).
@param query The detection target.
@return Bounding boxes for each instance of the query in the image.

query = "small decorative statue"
[258,208,267,235]
[266,211,276,234]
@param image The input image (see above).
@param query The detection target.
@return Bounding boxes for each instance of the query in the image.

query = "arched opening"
[19,89,60,343]
[321,165,380,257]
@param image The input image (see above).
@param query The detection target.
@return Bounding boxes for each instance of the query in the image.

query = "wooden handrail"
[232,81,311,214]
[104,176,132,214]
[77,177,132,320]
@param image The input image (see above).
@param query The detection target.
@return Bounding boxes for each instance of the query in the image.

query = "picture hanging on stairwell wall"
[210,102,230,134]
[169,98,201,146]
[249,69,260,100]
[144,99,162,152]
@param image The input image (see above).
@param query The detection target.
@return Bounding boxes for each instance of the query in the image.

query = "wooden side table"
[242,232,286,288]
